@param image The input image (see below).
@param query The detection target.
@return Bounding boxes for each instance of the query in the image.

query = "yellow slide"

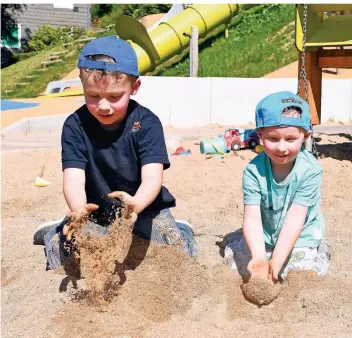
[117,4,257,74]
[44,4,257,98]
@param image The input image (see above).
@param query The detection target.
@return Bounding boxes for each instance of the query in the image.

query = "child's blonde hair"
[281,106,302,118]
[257,106,304,132]
[80,54,137,85]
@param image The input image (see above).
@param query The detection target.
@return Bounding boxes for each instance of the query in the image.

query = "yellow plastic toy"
[255,145,264,154]
[34,165,52,187]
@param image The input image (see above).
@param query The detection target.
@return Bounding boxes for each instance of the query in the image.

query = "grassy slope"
[1,30,112,99]
[1,47,79,99]
[157,4,297,77]
[1,5,297,99]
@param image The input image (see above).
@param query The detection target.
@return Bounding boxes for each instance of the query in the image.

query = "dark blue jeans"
[44,208,198,271]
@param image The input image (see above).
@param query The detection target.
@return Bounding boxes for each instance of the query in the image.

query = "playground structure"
[295,4,352,125]
[114,4,256,75]
[42,4,257,97]
[4,4,352,133]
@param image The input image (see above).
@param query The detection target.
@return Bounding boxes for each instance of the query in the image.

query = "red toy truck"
[224,128,260,151]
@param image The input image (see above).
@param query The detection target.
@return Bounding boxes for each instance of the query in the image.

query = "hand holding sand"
[268,259,281,282]
[108,191,138,222]
[247,258,270,279]
[242,258,282,305]
[63,203,99,240]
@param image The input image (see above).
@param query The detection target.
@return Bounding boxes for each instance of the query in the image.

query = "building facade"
[2,4,91,50]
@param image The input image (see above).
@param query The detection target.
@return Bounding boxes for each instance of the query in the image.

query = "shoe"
[318,240,331,260]
[318,240,331,254]
[175,219,193,230]
[33,218,65,245]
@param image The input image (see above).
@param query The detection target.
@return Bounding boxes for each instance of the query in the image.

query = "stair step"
[48,55,60,61]
[5,89,14,94]
[16,82,30,87]
[25,75,38,79]
[75,37,96,44]
[41,59,62,67]
[51,50,66,56]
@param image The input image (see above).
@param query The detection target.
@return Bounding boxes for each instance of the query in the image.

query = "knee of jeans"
[176,222,194,237]
[82,221,109,237]
[44,228,59,247]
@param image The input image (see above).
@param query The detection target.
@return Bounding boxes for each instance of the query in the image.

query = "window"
[53,3,74,10]
[1,23,21,48]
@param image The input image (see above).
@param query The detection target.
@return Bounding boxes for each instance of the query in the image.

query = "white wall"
[3,77,351,136]
[135,77,352,127]
[321,79,352,123]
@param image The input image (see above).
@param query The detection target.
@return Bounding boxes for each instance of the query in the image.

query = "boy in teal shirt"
[224,91,330,281]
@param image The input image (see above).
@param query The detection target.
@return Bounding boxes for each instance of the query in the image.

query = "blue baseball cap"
[255,91,311,131]
[78,35,140,77]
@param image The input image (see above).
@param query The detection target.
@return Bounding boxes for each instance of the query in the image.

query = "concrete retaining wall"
[134,77,352,127]
[2,77,351,135]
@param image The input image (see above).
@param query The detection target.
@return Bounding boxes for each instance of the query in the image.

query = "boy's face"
[257,126,310,166]
[82,73,141,130]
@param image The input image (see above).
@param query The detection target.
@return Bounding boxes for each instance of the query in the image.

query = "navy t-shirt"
[61,99,176,226]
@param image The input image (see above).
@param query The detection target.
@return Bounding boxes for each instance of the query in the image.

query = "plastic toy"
[224,128,260,151]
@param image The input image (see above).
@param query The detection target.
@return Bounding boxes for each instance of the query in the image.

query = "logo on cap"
[281,97,303,105]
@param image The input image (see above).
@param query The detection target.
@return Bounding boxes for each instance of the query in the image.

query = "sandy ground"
[2,127,352,338]
[264,60,352,79]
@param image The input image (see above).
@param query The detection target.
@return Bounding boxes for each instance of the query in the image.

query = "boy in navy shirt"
[37,36,197,271]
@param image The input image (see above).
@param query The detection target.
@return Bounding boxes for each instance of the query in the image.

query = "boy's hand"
[247,258,269,279]
[63,203,99,240]
[108,191,137,221]
[268,259,281,282]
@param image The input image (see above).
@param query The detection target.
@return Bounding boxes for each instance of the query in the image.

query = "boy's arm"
[270,167,323,280]
[269,203,308,280]
[243,205,270,279]
[108,163,163,215]
[63,168,87,211]
[243,205,266,260]
[242,165,269,277]
[132,162,163,214]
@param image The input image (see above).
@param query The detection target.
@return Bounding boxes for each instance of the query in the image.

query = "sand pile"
[66,204,210,314]
[54,265,352,337]
[3,133,352,337]
[69,206,134,303]
[54,237,211,337]
[241,277,282,305]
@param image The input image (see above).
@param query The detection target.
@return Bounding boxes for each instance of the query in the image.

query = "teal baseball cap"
[78,35,139,77]
[255,91,311,131]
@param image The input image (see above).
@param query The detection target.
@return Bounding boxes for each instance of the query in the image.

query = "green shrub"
[59,25,86,41]
[121,4,172,19]
[28,24,87,51]
[28,24,63,51]
[91,4,113,19]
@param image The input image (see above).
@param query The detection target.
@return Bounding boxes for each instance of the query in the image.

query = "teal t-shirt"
[242,150,324,248]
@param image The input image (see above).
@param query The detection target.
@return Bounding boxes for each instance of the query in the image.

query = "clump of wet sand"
[241,276,282,305]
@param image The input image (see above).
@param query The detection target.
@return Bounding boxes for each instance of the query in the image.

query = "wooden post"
[297,50,322,125]
[190,26,199,77]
